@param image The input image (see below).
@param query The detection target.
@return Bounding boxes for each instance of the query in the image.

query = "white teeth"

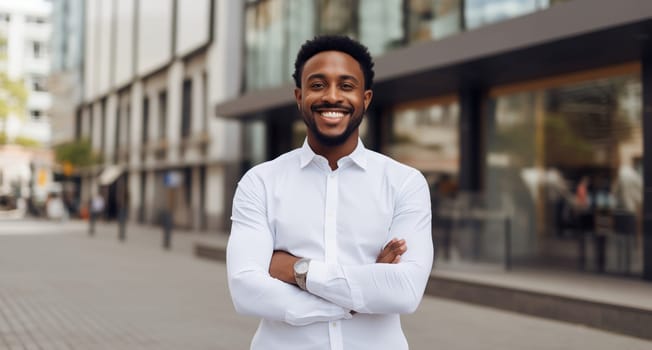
[320,111,345,118]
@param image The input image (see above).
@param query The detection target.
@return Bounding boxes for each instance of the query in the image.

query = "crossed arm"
[227,171,433,325]
[269,237,407,284]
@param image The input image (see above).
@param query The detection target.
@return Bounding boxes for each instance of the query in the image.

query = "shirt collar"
[299,138,368,170]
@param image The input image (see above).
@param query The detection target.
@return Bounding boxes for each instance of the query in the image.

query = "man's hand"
[376,238,407,263]
[270,238,406,286]
[269,250,300,284]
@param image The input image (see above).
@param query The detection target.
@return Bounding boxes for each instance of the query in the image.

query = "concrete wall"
[114,0,135,88]
[176,0,211,56]
[83,0,98,101]
[136,0,172,76]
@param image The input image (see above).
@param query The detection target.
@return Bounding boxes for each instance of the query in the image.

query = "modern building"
[216,0,651,281]
[0,0,54,207]
[75,0,242,230]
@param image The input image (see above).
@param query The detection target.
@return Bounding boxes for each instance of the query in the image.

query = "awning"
[98,165,124,185]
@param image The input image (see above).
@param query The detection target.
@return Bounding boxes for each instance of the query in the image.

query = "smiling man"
[226,36,433,350]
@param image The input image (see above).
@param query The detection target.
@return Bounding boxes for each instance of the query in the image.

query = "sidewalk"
[191,221,652,340]
[90,218,652,339]
[1,218,651,349]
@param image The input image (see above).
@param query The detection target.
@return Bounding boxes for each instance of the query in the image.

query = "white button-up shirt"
[227,139,433,350]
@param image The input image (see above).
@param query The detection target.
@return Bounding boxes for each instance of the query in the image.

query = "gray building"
[71,0,241,231]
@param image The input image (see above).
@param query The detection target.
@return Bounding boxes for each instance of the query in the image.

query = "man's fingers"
[376,238,407,263]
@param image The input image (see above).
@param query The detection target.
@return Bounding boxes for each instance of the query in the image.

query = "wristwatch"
[293,258,311,290]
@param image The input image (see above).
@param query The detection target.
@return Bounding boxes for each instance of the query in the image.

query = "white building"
[0,0,53,145]
[76,0,242,230]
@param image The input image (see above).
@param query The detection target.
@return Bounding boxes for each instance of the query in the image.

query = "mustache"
[310,103,353,113]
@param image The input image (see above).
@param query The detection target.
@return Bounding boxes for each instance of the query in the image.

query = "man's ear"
[294,88,302,110]
[363,90,373,110]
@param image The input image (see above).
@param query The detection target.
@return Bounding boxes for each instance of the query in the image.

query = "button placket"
[324,171,342,350]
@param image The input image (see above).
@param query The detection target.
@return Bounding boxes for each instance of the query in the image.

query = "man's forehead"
[302,50,363,78]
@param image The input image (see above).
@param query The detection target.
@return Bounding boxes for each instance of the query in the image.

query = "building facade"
[216,0,651,281]
[50,0,84,146]
[76,0,242,230]
[0,0,54,208]
[0,0,52,144]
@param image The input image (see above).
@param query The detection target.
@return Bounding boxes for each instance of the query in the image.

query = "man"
[227,35,433,350]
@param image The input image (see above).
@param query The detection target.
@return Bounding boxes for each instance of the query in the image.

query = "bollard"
[504,216,511,271]
[163,212,172,250]
[89,212,96,236]
[118,208,127,242]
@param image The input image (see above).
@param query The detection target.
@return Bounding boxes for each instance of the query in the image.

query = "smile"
[320,111,347,119]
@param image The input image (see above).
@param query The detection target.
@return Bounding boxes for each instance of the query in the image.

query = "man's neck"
[307,132,359,170]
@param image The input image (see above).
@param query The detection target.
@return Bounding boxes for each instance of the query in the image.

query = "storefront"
[216,0,652,280]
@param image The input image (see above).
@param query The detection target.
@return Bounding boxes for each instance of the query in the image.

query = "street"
[1,219,651,350]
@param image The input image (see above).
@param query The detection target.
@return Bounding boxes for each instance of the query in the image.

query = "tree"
[0,36,28,143]
[54,138,102,169]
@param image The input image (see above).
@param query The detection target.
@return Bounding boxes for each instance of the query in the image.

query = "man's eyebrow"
[306,73,360,84]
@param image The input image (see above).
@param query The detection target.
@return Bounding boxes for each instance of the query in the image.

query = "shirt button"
[332,322,337,328]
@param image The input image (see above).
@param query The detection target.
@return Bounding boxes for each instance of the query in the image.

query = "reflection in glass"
[244,0,568,91]
[387,99,460,189]
[465,0,555,30]
[245,0,315,91]
[486,74,642,275]
[317,0,357,37]
[359,0,404,55]
[244,120,268,168]
[407,0,462,42]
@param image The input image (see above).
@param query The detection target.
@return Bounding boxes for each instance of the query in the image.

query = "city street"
[1,219,651,350]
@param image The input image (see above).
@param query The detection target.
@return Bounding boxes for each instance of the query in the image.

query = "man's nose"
[321,85,343,104]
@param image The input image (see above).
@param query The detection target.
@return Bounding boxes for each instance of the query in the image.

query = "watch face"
[295,260,309,274]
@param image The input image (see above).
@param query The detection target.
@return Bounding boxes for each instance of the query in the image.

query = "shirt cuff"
[306,260,364,312]
[284,298,352,326]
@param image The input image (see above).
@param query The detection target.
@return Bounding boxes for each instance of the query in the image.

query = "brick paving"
[0,220,255,350]
[1,219,651,350]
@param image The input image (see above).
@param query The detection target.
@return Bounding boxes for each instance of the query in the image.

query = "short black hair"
[293,35,375,90]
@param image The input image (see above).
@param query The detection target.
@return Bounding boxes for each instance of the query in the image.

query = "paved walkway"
[1,219,651,349]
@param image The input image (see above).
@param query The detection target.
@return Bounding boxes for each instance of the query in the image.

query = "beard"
[301,103,365,147]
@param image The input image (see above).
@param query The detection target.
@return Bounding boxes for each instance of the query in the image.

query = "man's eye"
[341,84,354,90]
[311,83,324,89]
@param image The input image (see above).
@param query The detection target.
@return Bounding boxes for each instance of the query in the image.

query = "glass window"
[244,120,268,168]
[181,79,192,138]
[31,75,47,91]
[245,0,403,90]
[245,0,291,91]
[158,90,167,140]
[25,16,47,24]
[464,0,560,30]
[317,0,357,37]
[359,0,404,55]
[486,73,643,275]
[386,98,460,195]
[243,0,570,92]
[30,110,42,120]
[407,0,462,43]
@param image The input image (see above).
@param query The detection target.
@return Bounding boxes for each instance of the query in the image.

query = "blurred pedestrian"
[90,191,105,226]
[226,35,433,350]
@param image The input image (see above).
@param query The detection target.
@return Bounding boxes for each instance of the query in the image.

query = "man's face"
[294,50,373,147]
